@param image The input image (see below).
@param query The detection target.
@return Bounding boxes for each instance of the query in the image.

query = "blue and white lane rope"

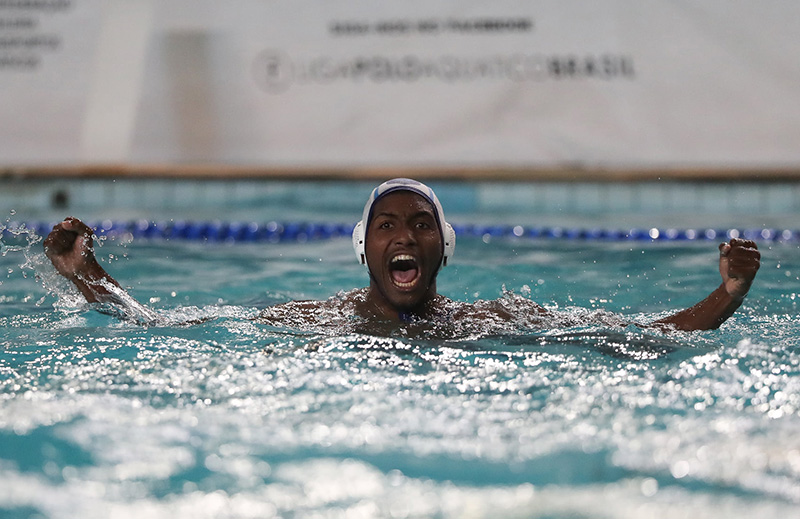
[2,220,799,243]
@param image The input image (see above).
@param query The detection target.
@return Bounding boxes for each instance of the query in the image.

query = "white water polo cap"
[352,178,456,269]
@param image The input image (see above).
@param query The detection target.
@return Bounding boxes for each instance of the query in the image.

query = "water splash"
[3,229,799,518]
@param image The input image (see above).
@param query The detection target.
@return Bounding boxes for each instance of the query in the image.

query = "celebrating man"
[43,178,760,334]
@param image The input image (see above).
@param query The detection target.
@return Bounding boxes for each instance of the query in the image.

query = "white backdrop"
[1,0,799,170]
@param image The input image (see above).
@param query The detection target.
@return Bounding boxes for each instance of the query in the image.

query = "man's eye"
[416,222,431,229]
[379,222,392,229]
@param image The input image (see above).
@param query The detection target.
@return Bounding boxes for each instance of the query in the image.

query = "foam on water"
[1,228,800,518]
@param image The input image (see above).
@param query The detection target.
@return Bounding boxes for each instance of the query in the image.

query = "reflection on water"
[1,234,799,518]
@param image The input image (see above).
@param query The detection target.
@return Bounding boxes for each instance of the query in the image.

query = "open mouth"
[389,254,421,289]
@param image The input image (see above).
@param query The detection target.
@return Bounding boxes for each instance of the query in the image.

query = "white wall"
[1,0,799,171]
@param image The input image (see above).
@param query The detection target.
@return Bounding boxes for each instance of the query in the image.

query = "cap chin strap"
[352,220,455,270]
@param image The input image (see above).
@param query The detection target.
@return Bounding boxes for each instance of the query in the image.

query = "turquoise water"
[2,223,800,518]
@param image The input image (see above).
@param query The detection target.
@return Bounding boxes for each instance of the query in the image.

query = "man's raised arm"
[653,238,760,331]
[44,217,122,303]
[44,217,161,324]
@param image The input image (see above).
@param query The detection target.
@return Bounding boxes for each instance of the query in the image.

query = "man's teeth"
[393,278,417,288]
[392,254,415,263]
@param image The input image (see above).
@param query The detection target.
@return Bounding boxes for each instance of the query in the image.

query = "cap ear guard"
[352,219,456,268]
[442,222,456,267]
[352,220,367,264]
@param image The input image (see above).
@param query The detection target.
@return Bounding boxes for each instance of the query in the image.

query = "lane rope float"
[2,220,798,243]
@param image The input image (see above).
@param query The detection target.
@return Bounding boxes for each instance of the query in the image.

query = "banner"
[0,0,101,163]
[2,1,799,170]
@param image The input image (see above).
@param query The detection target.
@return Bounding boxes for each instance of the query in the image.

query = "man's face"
[364,191,443,314]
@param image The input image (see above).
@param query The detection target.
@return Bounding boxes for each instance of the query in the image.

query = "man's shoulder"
[254,289,364,325]
[437,294,549,322]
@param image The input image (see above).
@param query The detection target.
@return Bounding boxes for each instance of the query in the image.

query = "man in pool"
[43,178,760,333]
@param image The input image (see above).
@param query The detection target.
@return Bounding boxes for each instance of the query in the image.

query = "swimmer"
[43,178,760,333]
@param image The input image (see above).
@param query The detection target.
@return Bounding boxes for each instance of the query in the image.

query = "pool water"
[1,226,800,518]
